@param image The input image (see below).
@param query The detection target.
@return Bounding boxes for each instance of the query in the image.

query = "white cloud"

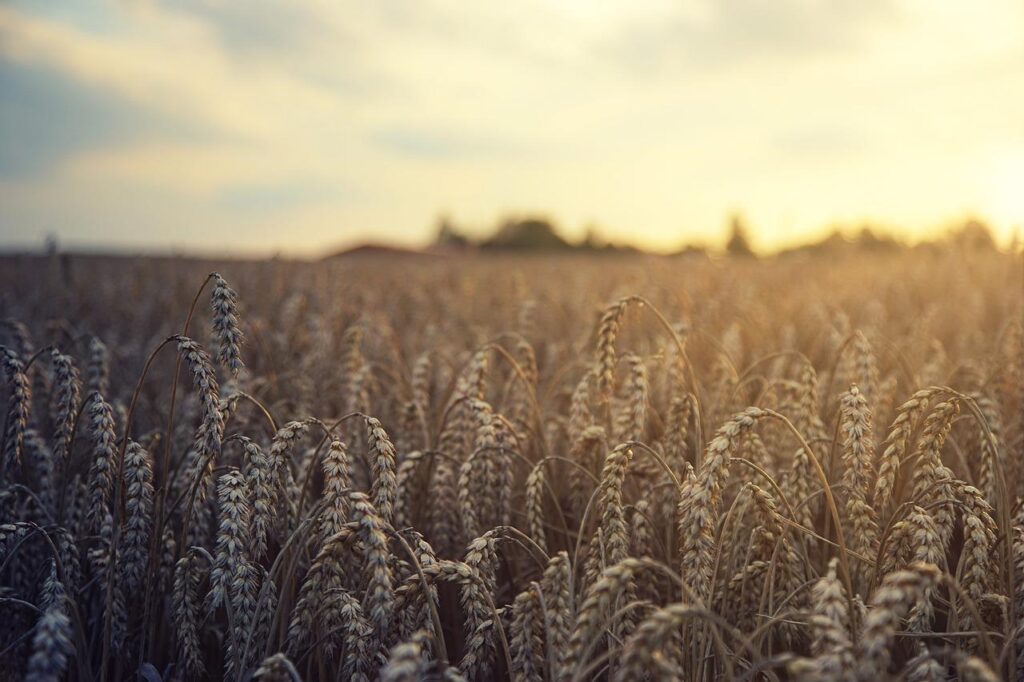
[0,0,1022,253]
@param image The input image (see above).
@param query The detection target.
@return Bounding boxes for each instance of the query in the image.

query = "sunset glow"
[1,1,1022,254]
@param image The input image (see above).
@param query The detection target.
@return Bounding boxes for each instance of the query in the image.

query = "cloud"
[596,0,899,74]
[155,0,332,57]
[0,4,351,141]
[371,127,511,160]
[772,126,868,159]
[0,0,1021,253]
[214,180,352,214]
[0,56,208,178]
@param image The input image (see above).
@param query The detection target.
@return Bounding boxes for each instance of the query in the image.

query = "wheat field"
[1,247,1022,681]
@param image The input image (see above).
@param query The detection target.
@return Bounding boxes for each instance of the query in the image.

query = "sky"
[1,0,1023,256]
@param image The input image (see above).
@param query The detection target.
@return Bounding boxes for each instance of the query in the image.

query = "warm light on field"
[988,153,1024,235]
[1,1,1023,255]
[0,249,1021,679]
[2,2,1024,679]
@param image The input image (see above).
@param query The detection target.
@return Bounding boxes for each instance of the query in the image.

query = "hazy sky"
[1,1,1022,255]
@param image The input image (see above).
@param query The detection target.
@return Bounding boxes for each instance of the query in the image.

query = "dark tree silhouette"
[482,217,571,250]
[434,214,470,248]
[726,214,756,257]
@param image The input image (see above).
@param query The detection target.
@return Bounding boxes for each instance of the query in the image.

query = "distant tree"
[483,217,570,250]
[676,244,709,258]
[434,214,470,248]
[855,226,901,252]
[726,215,755,257]
[579,225,606,251]
[951,218,996,250]
[44,233,59,256]
[819,229,848,251]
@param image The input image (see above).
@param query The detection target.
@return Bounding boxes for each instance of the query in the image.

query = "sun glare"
[988,152,1024,240]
